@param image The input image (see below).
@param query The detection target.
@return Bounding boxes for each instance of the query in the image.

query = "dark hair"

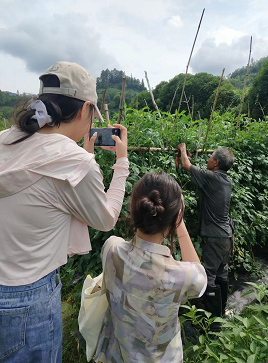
[12,75,94,144]
[130,172,184,253]
[213,147,235,171]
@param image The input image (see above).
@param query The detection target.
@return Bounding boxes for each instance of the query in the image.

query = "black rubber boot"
[203,285,222,332]
[215,279,229,316]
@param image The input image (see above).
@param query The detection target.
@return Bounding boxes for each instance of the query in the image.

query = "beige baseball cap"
[39,61,103,122]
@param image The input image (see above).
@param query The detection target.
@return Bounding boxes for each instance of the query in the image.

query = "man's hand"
[177,143,191,172]
[178,143,187,153]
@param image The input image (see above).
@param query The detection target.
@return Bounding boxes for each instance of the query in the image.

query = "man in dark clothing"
[178,143,235,329]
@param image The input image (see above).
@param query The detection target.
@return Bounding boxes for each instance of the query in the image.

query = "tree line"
[131,56,268,120]
[1,56,268,125]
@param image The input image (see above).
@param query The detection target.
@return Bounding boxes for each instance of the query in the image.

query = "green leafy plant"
[181,283,268,363]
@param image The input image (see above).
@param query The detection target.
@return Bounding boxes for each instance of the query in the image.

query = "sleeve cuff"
[113,157,129,170]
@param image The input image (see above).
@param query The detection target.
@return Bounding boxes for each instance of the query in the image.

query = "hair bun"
[139,190,165,217]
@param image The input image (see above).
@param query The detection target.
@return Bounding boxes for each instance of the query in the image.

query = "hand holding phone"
[90,128,121,147]
[85,124,127,159]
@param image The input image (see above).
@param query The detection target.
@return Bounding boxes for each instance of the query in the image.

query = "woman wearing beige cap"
[0,61,129,363]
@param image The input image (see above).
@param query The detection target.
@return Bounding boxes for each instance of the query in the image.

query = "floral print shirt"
[94,235,207,363]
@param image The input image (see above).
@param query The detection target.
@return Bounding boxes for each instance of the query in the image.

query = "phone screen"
[90,128,121,147]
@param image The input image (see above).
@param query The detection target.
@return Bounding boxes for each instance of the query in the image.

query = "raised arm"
[176,219,200,263]
[178,143,192,172]
[52,124,129,231]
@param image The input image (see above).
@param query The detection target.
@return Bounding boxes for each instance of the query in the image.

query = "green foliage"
[242,282,268,305]
[131,72,241,119]
[0,90,18,131]
[96,68,145,92]
[96,68,146,115]
[182,283,268,363]
[61,108,268,312]
[247,59,268,120]
[228,56,268,89]
[60,107,268,362]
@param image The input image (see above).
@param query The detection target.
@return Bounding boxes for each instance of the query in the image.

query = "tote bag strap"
[102,236,125,270]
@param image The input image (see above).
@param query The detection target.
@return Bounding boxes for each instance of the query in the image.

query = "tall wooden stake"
[191,96,195,120]
[144,71,161,118]
[259,102,265,118]
[100,84,108,115]
[195,119,204,159]
[117,76,126,124]
[183,90,192,121]
[169,8,205,147]
[236,36,252,129]
[144,70,164,138]
[169,85,179,113]
[202,68,225,151]
[104,104,110,126]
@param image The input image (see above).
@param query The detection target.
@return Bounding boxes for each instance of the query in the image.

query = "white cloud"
[191,35,268,75]
[190,35,267,76]
[208,27,245,46]
[168,15,183,28]
[0,0,268,93]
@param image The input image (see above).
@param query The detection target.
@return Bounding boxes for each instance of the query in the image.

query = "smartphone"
[90,127,121,147]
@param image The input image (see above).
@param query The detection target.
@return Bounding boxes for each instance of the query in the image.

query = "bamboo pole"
[144,99,148,108]
[169,8,205,147]
[117,76,126,124]
[202,68,225,151]
[236,36,252,129]
[198,121,204,140]
[183,90,192,121]
[195,120,204,159]
[144,71,161,118]
[259,102,265,118]
[198,111,201,120]
[104,104,110,126]
[144,70,164,138]
[127,146,213,153]
[169,85,180,113]
[100,85,108,115]
[4,118,7,129]
[191,96,195,120]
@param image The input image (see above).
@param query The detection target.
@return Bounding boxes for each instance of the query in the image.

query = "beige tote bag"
[78,236,124,361]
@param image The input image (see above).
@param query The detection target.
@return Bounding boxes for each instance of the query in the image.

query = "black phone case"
[90,128,121,146]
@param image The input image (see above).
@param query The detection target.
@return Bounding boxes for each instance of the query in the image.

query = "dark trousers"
[202,236,232,287]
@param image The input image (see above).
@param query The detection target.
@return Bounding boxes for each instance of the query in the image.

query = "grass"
[62,301,88,363]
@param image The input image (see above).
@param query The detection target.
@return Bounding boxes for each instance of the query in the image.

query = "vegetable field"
[61,108,268,362]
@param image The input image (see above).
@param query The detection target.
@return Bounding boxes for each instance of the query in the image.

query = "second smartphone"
[90,128,121,147]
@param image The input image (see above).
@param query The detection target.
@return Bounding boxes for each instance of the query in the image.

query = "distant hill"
[227,56,268,89]
[2,57,268,123]
[5,91,17,96]
[1,68,146,120]
[96,68,146,114]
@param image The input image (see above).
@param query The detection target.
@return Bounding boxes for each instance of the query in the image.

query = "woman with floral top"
[94,171,207,363]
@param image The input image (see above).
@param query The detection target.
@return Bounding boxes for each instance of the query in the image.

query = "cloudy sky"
[0,0,268,94]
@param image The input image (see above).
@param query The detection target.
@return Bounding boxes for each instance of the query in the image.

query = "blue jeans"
[0,270,62,362]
